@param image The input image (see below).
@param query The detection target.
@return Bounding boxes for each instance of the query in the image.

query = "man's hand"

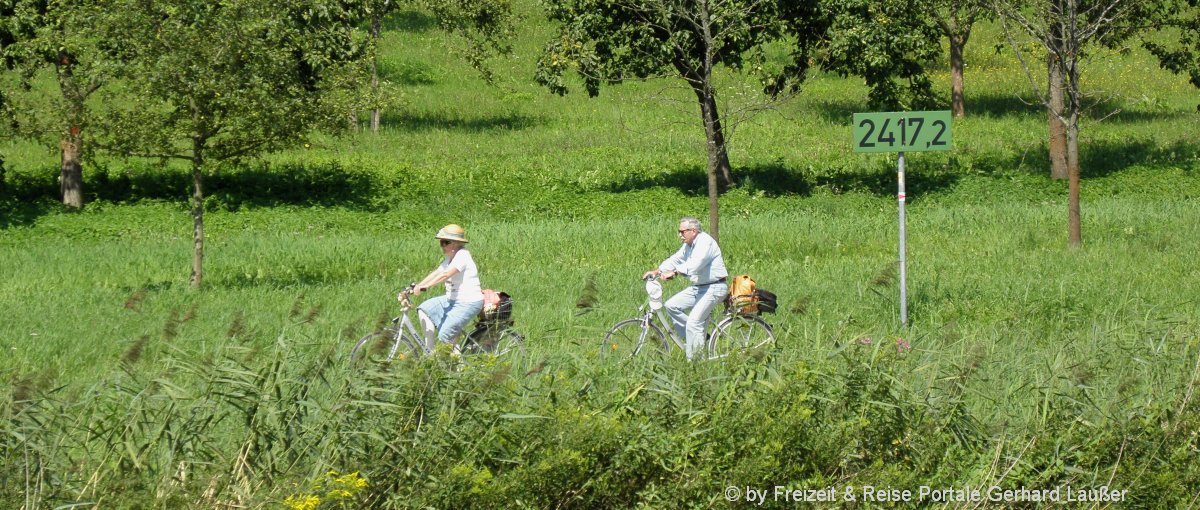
[412,286,425,297]
[642,270,660,280]
[659,271,676,281]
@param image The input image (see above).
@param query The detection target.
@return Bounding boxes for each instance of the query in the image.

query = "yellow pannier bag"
[726,274,758,315]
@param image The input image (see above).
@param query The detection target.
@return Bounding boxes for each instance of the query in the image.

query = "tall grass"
[4,308,1198,508]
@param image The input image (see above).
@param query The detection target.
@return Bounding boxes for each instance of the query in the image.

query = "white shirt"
[439,249,484,302]
[658,231,728,286]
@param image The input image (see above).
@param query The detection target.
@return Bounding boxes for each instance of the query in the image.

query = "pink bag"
[482,289,501,314]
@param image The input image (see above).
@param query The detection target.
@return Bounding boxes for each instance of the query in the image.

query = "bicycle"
[351,283,526,367]
[600,275,775,361]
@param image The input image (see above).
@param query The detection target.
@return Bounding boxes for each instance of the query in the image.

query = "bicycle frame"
[639,278,723,353]
[618,305,683,356]
[393,294,433,353]
[649,305,689,352]
[351,284,445,366]
[391,285,480,355]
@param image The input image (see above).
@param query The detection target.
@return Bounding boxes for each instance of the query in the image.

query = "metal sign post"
[897,151,907,326]
[852,110,952,327]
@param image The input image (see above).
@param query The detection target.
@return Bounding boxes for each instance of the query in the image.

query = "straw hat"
[435,224,469,243]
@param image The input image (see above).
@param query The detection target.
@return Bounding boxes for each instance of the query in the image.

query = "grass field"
[2,4,1200,508]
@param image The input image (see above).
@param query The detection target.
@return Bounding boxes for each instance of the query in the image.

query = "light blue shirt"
[659,231,727,286]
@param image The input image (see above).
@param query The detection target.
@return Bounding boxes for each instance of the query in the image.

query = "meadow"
[2,3,1200,508]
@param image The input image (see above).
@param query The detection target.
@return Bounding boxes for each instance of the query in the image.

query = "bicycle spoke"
[601,318,666,360]
[350,327,417,368]
[462,323,527,368]
[708,315,775,359]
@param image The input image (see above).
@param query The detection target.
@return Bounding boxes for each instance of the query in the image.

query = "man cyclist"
[642,217,728,361]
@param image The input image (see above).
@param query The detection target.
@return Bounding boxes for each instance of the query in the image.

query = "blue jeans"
[665,282,728,361]
[418,296,484,344]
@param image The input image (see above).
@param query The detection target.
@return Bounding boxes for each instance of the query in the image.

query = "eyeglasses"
[678,229,694,234]
[440,239,453,246]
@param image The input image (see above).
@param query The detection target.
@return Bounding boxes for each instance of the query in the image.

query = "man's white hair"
[680,217,702,232]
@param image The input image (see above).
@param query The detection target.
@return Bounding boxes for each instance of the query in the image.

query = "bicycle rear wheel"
[600,318,668,360]
[464,324,526,359]
[708,315,775,359]
[350,327,421,368]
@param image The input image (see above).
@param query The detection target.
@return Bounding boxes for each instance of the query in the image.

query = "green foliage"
[820,0,942,110]
[0,0,127,138]
[536,0,826,97]
[97,0,372,161]
[1144,0,1200,101]
[0,0,134,208]
[422,0,518,83]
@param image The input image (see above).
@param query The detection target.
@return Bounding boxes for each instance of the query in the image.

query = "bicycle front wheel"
[350,327,421,368]
[708,315,775,359]
[600,318,668,360]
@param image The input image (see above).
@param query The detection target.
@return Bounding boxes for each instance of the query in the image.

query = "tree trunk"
[706,145,721,244]
[1066,113,1081,248]
[692,87,732,190]
[691,84,731,241]
[190,139,206,289]
[709,98,733,190]
[56,53,86,209]
[1065,48,1082,248]
[949,33,968,118]
[60,131,84,208]
[370,11,383,134]
[1047,40,1068,180]
[370,88,381,133]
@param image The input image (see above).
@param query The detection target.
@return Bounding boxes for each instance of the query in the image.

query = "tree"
[1045,0,1173,181]
[999,1,1175,187]
[537,0,827,240]
[100,0,372,288]
[361,0,515,133]
[367,0,393,133]
[820,0,942,111]
[0,0,121,208]
[992,0,1147,247]
[932,0,993,117]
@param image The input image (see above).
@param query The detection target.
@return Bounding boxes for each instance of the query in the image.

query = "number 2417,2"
[858,117,947,149]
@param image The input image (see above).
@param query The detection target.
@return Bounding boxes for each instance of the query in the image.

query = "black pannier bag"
[753,289,778,314]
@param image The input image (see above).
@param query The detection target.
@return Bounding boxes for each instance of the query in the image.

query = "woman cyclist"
[406,224,484,354]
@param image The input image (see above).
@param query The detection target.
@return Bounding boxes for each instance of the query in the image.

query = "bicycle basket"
[479,291,513,324]
[753,289,778,314]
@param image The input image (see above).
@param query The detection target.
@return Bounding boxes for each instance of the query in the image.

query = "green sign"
[852,110,952,153]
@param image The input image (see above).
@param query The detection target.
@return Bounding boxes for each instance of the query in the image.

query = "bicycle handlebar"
[644,271,680,282]
[397,282,418,306]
